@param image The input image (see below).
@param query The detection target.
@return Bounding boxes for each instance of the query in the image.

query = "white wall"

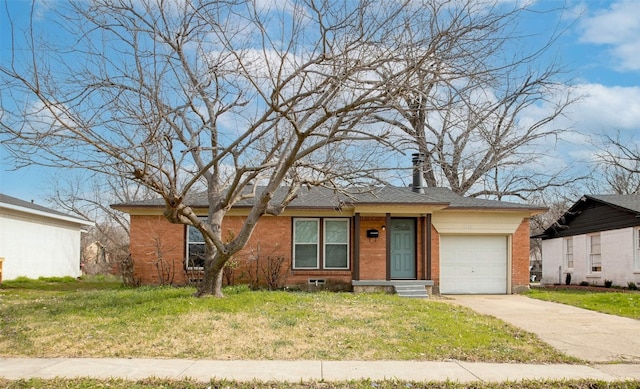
[541,238,564,285]
[0,209,82,280]
[541,227,640,287]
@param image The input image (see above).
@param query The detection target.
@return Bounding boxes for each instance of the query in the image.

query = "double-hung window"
[324,219,349,269]
[186,225,206,269]
[293,218,349,270]
[589,233,602,273]
[564,237,574,269]
[293,219,320,269]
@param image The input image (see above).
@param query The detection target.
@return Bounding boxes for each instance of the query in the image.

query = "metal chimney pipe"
[412,153,425,194]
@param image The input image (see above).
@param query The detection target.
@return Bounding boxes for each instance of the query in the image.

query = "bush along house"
[112,155,545,296]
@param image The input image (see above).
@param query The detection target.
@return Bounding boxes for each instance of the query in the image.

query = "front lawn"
[525,288,640,320]
[0,278,574,363]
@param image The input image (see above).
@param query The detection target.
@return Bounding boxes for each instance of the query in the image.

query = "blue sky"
[1,0,640,205]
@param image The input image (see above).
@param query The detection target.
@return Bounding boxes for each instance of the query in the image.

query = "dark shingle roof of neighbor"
[0,193,92,222]
[587,194,640,213]
[532,193,640,240]
[112,186,543,211]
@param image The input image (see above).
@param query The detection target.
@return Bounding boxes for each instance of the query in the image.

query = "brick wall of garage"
[511,218,531,291]
[430,224,441,290]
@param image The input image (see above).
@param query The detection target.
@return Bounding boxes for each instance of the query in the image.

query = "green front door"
[390,218,416,279]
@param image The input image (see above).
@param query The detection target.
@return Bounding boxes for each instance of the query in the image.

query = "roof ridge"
[0,193,92,224]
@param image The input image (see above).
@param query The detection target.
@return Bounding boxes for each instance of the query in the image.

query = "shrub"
[628,281,638,290]
[223,257,239,286]
[579,281,590,287]
[242,242,289,290]
[261,255,288,290]
[604,279,613,288]
[119,254,140,287]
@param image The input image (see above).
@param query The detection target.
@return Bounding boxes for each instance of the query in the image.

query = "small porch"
[352,279,435,297]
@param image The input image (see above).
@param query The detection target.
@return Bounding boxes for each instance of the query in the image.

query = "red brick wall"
[129,214,357,288]
[128,214,293,286]
[357,217,428,281]
[129,215,185,285]
[246,216,354,288]
[128,213,532,293]
[228,216,291,287]
[511,218,531,291]
[430,224,440,287]
[358,217,387,280]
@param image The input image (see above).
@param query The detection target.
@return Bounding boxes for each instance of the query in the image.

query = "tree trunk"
[196,257,225,297]
[194,206,227,297]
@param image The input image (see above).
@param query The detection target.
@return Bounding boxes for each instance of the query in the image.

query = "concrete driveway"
[449,294,640,363]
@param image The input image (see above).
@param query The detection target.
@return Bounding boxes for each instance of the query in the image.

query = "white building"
[535,194,640,288]
[0,193,93,280]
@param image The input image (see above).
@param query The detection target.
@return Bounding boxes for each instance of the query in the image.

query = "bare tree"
[47,171,157,273]
[48,171,153,235]
[1,0,441,297]
[591,131,640,195]
[375,0,581,200]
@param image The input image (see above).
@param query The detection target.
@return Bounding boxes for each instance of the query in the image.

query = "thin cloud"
[522,82,640,135]
[578,0,640,72]
[571,83,640,131]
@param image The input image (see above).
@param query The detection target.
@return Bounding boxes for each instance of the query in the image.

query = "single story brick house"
[113,174,544,295]
[534,194,640,288]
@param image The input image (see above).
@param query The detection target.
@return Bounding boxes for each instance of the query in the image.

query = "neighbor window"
[564,237,574,269]
[186,225,206,269]
[588,233,601,273]
[293,218,349,270]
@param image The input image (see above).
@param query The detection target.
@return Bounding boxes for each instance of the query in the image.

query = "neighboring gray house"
[535,194,640,288]
[0,194,93,280]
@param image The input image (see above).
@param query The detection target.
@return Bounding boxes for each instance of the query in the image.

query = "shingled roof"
[0,193,93,225]
[112,185,543,212]
[533,194,640,240]
[587,194,640,213]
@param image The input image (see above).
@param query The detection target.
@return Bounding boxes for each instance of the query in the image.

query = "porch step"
[394,283,429,299]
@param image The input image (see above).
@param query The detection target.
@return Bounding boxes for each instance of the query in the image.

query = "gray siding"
[550,200,640,238]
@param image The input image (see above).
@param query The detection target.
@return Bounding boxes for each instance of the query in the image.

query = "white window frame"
[293,218,320,269]
[564,237,574,270]
[323,218,350,270]
[588,233,602,273]
[186,224,206,270]
[292,217,350,270]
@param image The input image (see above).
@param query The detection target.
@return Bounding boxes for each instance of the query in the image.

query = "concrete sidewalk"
[449,295,640,363]
[1,358,640,382]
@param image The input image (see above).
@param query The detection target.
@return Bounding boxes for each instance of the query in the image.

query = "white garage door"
[440,235,508,294]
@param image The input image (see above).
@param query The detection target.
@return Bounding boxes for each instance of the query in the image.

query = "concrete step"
[394,284,429,299]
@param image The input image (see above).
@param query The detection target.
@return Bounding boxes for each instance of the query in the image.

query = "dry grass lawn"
[0,278,575,363]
